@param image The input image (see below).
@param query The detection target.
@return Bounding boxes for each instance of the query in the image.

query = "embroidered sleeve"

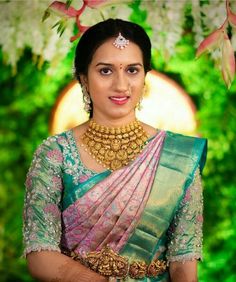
[166,168,203,262]
[23,136,63,257]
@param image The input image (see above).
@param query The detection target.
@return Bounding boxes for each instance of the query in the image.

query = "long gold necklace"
[81,119,148,171]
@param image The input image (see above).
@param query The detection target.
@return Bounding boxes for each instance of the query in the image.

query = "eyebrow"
[95,62,143,67]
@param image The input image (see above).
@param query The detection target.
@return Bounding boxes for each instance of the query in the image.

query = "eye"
[127,66,139,74]
[99,68,112,75]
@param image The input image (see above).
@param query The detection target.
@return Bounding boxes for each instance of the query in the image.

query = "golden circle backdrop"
[50,70,197,135]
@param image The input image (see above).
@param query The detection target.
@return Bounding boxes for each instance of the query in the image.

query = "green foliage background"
[0,3,236,282]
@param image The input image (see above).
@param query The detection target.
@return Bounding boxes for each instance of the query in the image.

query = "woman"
[23,19,207,282]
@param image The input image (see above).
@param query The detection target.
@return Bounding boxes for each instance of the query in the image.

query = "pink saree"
[61,130,166,257]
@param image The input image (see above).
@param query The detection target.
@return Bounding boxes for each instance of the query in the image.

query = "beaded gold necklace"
[81,119,148,171]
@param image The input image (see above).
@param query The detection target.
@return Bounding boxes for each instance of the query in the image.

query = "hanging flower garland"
[0,0,131,71]
[0,0,74,71]
[0,0,236,87]
[196,0,236,88]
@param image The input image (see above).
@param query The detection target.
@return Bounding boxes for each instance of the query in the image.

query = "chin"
[107,109,135,121]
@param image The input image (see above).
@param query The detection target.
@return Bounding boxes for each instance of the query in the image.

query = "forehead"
[90,38,143,65]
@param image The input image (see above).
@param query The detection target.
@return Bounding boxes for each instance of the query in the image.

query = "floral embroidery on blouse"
[23,136,63,256]
[23,131,97,256]
[64,130,97,184]
[166,168,203,262]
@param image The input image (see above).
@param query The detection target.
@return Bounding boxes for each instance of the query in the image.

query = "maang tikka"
[82,85,91,112]
[113,33,129,49]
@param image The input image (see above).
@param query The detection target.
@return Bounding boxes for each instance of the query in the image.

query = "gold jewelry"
[69,245,167,279]
[136,84,146,111]
[136,96,143,111]
[81,119,148,171]
[82,85,91,112]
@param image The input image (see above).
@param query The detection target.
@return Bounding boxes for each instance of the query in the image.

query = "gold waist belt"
[71,245,167,279]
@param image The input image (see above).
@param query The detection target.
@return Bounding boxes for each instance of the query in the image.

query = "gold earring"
[136,84,147,111]
[136,97,143,111]
[82,85,91,112]
[143,84,147,96]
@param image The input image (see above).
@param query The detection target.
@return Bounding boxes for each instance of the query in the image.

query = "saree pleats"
[61,131,166,255]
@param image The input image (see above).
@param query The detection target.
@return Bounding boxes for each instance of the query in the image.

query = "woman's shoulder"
[39,131,68,149]
[164,130,207,148]
[163,130,207,174]
[141,122,159,138]
[33,129,74,160]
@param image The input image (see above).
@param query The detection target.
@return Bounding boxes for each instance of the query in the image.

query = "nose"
[114,71,129,93]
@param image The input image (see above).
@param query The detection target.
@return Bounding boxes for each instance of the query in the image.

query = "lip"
[109,96,130,105]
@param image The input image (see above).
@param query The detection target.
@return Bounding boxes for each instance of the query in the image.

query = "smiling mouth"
[109,96,130,105]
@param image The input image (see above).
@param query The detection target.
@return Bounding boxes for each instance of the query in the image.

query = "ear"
[80,75,88,90]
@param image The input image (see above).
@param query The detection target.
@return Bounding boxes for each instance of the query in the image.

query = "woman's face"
[81,38,146,125]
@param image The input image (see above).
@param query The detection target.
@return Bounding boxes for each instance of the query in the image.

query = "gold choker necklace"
[81,119,148,171]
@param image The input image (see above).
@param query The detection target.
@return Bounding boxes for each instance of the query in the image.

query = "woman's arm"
[27,251,108,282]
[166,169,203,282]
[24,140,107,282]
[169,260,198,282]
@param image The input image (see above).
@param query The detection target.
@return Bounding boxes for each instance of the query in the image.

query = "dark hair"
[74,18,152,80]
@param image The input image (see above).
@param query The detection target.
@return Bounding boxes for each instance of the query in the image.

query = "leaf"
[59,25,66,37]
[221,34,235,88]
[42,9,50,22]
[52,19,67,37]
[49,1,78,17]
[226,0,236,27]
[52,21,61,29]
[66,0,73,9]
[196,28,224,58]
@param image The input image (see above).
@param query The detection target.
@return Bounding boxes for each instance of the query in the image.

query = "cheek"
[88,75,111,91]
[131,78,145,92]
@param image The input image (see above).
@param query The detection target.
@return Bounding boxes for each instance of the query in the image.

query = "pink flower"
[222,32,235,88]
[84,0,123,8]
[196,215,203,223]
[52,176,63,190]
[47,149,63,163]
[47,0,94,41]
[183,189,191,203]
[196,0,236,88]
[46,0,131,41]
[226,0,236,27]
[44,203,60,218]
[25,176,32,189]
[196,20,226,59]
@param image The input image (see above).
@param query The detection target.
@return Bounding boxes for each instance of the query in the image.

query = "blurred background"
[0,0,236,281]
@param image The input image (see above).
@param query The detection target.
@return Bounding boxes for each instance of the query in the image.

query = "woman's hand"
[27,251,108,282]
[169,260,198,282]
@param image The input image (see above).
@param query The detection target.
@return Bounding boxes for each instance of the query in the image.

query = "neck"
[91,113,136,128]
[91,118,138,128]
